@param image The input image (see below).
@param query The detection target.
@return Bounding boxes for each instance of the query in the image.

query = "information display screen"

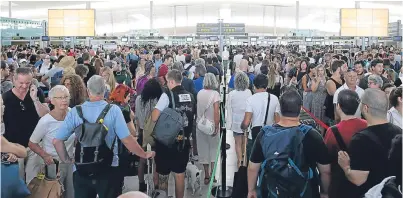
[48,9,95,36]
[340,8,388,36]
[197,23,245,35]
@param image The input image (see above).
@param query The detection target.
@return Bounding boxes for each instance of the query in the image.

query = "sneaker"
[139,182,147,192]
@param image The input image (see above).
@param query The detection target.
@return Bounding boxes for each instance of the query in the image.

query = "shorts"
[155,142,190,175]
[232,131,244,137]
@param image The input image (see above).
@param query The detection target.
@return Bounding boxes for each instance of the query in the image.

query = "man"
[172,62,196,99]
[151,70,195,198]
[228,59,254,91]
[183,55,194,79]
[193,64,207,94]
[333,69,365,122]
[367,74,383,89]
[82,52,96,85]
[254,56,264,75]
[126,48,139,63]
[233,48,244,68]
[53,75,154,198]
[6,51,15,65]
[205,57,220,81]
[319,90,367,198]
[222,46,230,72]
[157,55,173,86]
[153,50,163,76]
[247,90,330,198]
[176,49,186,63]
[2,67,49,183]
[241,74,280,159]
[359,59,390,90]
[338,88,402,197]
[389,51,401,73]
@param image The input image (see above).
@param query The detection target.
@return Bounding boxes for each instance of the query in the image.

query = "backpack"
[258,124,314,198]
[50,70,63,88]
[152,90,188,148]
[74,104,114,177]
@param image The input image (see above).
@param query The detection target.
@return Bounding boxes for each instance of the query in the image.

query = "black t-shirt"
[122,109,131,123]
[2,90,45,147]
[206,65,220,76]
[250,124,331,198]
[349,123,402,197]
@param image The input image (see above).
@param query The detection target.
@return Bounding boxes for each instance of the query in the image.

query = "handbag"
[1,154,31,198]
[197,93,215,135]
[27,159,64,198]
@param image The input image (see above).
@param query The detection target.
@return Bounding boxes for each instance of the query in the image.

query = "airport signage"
[41,36,50,41]
[196,23,246,35]
[329,36,355,40]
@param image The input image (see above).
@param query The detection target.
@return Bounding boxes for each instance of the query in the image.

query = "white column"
[262,6,266,33]
[274,6,277,36]
[9,1,12,18]
[150,1,154,30]
[355,1,360,8]
[173,6,177,35]
[86,2,91,9]
[296,1,299,30]
[185,5,188,26]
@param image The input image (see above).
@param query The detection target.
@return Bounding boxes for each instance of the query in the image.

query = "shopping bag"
[27,159,64,198]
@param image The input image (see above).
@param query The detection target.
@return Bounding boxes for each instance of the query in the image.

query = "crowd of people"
[0,43,402,198]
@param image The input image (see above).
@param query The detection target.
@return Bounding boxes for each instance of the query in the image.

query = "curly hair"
[60,74,87,107]
[141,78,163,105]
[94,58,104,75]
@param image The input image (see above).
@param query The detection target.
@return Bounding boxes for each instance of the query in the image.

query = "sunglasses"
[20,101,25,111]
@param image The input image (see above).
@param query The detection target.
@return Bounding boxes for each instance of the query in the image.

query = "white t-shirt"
[176,55,186,63]
[245,92,281,139]
[234,54,244,68]
[227,89,253,133]
[387,107,402,129]
[184,63,195,79]
[29,112,76,160]
[222,50,229,61]
[333,84,365,118]
[254,63,262,75]
[39,63,51,75]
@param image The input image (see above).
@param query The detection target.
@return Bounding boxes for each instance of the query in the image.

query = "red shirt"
[67,52,75,57]
[324,118,367,198]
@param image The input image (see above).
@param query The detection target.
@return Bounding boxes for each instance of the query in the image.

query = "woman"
[101,67,117,99]
[136,61,156,94]
[60,74,87,108]
[301,63,316,111]
[382,83,396,99]
[266,62,283,97]
[109,84,136,136]
[388,86,402,129]
[94,58,104,75]
[135,79,162,192]
[28,85,75,198]
[136,57,146,81]
[226,72,252,167]
[38,55,51,76]
[196,73,220,185]
[325,60,345,125]
[311,65,328,126]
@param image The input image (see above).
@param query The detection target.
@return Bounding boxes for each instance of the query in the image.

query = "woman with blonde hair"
[101,67,117,99]
[196,73,220,185]
[266,62,283,97]
[60,74,87,107]
[311,65,328,124]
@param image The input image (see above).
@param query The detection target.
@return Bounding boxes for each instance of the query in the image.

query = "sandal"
[204,177,210,185]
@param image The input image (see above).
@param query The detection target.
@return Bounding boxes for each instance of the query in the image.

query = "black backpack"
[74,104,114,177]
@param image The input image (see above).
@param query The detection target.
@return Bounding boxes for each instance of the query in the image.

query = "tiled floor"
[123,130,238,198]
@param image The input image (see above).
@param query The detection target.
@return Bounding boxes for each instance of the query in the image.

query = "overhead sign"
[340,8,388,36]
[41,36,50,41]
[196,23,245,35]
[393,36,402,42]
[329,36,355,40]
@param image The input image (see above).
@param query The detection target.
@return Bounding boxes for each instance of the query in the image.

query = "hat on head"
[58,56,77,69]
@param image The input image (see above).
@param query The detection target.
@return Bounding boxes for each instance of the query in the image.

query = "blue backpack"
[258,124,314,198]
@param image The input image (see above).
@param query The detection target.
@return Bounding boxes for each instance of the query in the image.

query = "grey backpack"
[153,90,187,148]
[74,104,115,177]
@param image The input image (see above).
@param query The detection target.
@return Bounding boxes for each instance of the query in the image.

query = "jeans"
[73,167,124,198]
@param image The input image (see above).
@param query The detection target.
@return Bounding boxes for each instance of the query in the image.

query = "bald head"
[361,88,388,119]
[118,191,149,198]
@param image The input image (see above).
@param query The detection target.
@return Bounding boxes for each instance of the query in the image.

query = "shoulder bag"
[197,92,216,135]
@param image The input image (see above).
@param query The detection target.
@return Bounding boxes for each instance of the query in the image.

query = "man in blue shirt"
[228,59,254,91]
[53,75,154,198]
[193,64,207,94]
[153,50,163,77]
